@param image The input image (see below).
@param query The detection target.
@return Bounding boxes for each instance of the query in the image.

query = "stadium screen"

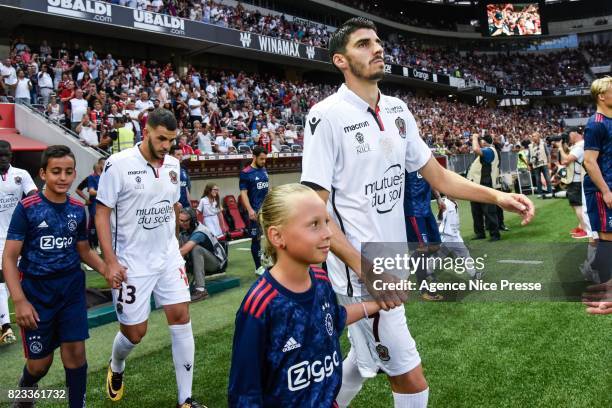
[485,3,543,36]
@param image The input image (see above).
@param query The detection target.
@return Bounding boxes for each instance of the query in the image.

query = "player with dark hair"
[2,145,108,407]
[0,140,37,346]
[239,145,269,275]
[301,17,534,408]
[96,109,204,407]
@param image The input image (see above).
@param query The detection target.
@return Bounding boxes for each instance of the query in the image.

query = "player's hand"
[437,199,446,212]
[496,192,535,225]
[104,261,127,289]
[248,209,257,221]
[14,299,39,330]
[583,301,612,315]
[603,191,612,209]
[363,270,408,311]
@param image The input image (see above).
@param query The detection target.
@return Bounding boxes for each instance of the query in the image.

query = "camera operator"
[468,133,501,241]
[178,209,228,302]
[529,132,552,198]
[554,130,587,238]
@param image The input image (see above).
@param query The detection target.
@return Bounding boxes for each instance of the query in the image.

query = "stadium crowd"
[1,36,595,158]
[97,0,599,89]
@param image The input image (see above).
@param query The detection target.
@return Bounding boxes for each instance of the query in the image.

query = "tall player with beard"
[0,141,37,346]
[96,109,204,408]
[301,18,535,408]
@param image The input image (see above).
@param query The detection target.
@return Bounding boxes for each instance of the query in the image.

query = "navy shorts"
[20,270,89,360]
[585,191,612,233]
[406,213,441,245]
[247,219,261,239]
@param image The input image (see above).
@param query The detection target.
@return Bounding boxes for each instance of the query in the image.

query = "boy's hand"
[14,299,39,330]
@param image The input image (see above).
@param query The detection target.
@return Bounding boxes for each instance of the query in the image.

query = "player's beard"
[346,55,384,82]
[148,138,166,161]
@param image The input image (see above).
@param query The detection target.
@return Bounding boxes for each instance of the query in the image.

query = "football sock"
[111,331,135,373]
[19,365,44,387]
[393,388,429,408]
[336,350,365,408]
[170,321,194,404]
[65,363,87,408]
[251,238,261,269]
[0,283,11,326]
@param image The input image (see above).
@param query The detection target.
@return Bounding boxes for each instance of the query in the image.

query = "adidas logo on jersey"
[37,221,49,228]
[282,337,301,352]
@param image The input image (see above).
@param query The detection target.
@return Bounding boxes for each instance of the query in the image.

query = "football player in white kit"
[96,109,204,408]
[0,140,37,345]
[301,18,535,408]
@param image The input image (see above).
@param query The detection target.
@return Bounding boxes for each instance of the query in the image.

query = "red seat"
[223,195,247,231]
[219,209,243,240]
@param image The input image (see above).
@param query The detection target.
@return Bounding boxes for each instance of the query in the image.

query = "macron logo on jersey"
[282,337,301,353]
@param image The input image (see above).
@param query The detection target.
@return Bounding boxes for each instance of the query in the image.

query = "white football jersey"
[96,144,184,276]
[439,198,463,242]
[301,84,432,297]
[0,166,37,260]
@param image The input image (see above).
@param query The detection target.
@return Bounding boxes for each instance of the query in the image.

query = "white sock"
[111,331,135,373]
[336,350,366,408]
[170,321,194,404]
[393,388,429,408]
[0,283,10,326]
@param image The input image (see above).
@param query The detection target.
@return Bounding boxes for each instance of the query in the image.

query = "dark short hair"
[328,17,377,68]
[146,108,177,131]
[253,146,267,157]
[41,145,75,170]
[0,140,12,151]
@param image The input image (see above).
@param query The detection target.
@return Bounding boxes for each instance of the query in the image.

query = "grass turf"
[1,197,610,407]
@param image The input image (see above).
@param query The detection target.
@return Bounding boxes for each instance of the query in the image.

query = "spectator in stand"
[188,91,205,126]
[179,134,195,156]
[215,129,234,154]
[46,94,63,122]
[135,90,154,112]
[197,183,224,238]
[70,88,88,131]
[37,62,54,106]
[14,69,32,105]
[76,113,100,147]
[1,58,17,98]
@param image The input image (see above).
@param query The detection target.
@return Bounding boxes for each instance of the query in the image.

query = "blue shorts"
[585,191,612,233]
[247,219,261,239]
[406,213,441,245]
[20,270,89,360]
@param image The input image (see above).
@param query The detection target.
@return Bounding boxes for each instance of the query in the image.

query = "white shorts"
[112,266,191,325]
[337,294,421,378]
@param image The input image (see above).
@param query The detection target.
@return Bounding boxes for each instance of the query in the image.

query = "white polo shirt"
[301,84,431,297]
[96,144,183,276]
[0,166,36,260]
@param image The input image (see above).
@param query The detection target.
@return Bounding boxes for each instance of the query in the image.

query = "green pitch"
[1,197,610,407]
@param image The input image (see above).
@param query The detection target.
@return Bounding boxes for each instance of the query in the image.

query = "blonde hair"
[258,183,318,265]
[591,76,612,103]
